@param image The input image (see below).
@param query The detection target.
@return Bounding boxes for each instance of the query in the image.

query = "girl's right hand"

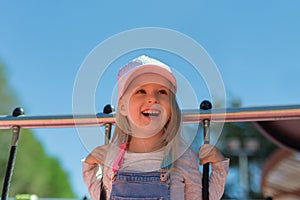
[84,145,108,166]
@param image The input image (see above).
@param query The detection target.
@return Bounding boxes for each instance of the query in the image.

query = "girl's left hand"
[198,144,225,165]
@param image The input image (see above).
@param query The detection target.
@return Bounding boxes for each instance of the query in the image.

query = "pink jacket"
[82,148,229,200]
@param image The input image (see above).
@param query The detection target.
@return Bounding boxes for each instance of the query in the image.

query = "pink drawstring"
[112,143,127,174]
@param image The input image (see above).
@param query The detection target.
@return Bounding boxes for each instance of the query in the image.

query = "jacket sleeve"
[82,161,101,200]
[208,158,230,200]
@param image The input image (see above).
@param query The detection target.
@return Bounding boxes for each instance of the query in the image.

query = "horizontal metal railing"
[0,104,300,129]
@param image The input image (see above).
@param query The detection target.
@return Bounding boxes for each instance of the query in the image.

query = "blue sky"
[1,0,300,198]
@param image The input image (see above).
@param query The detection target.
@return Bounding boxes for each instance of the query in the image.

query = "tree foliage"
[218,122,277,199]
[217,102,277,199]
[0,62,75,198]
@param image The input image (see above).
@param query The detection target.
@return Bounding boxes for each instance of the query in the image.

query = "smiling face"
[119,74,172,138]
[128,83,171,127]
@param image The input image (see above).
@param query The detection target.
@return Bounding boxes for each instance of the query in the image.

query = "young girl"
[82,55,229,199]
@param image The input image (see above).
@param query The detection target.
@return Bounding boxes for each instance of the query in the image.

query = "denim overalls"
[109,143,171,200]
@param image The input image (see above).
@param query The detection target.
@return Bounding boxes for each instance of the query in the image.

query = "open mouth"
[141,110,160,117]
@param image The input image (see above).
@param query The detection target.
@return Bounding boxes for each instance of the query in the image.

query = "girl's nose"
[147,95,159,104]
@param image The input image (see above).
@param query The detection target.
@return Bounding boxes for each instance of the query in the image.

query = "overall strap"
[112,143,172,179]
[161,147,173,170]
[160,148,173,182]
[112,142,127,174]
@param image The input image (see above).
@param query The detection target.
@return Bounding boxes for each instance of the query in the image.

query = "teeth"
[142,110,159,116]
[143,111,159,114]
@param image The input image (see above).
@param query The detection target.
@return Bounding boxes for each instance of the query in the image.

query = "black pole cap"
[103,104,114,114]
[200,100,212,110]
[12,107,24,117]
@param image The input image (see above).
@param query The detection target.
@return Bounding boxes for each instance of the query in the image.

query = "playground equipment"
[1,104,300,199]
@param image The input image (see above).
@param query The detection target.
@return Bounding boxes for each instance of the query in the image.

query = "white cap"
[118,55,177,100]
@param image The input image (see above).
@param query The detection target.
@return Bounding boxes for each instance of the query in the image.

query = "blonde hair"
[109,91,182,168]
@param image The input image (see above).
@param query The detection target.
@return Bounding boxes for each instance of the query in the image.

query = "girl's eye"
[158,89,168,95]
[136,89,146,94]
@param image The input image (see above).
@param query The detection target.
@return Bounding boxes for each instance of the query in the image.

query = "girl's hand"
[198,144,225,165]
[84,145,108,166]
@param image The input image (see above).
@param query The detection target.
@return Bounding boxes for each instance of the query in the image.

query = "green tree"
[217,101,277,199]
[0,62,75,198]
[218,122,277,199]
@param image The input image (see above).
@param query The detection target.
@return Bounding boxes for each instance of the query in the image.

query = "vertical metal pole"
[100,104,114,200]
[200,101,212,200]
[103,104,114,145]
[1,108,24,200]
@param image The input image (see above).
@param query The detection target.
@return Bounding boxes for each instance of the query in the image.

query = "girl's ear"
[118,99,127,116]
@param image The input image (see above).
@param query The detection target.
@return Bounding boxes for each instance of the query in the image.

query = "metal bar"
[0,113,114,129]
[0,105,300,129]
[1,108,23,200]
[200,100,212,200]
[182,104,300,123]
